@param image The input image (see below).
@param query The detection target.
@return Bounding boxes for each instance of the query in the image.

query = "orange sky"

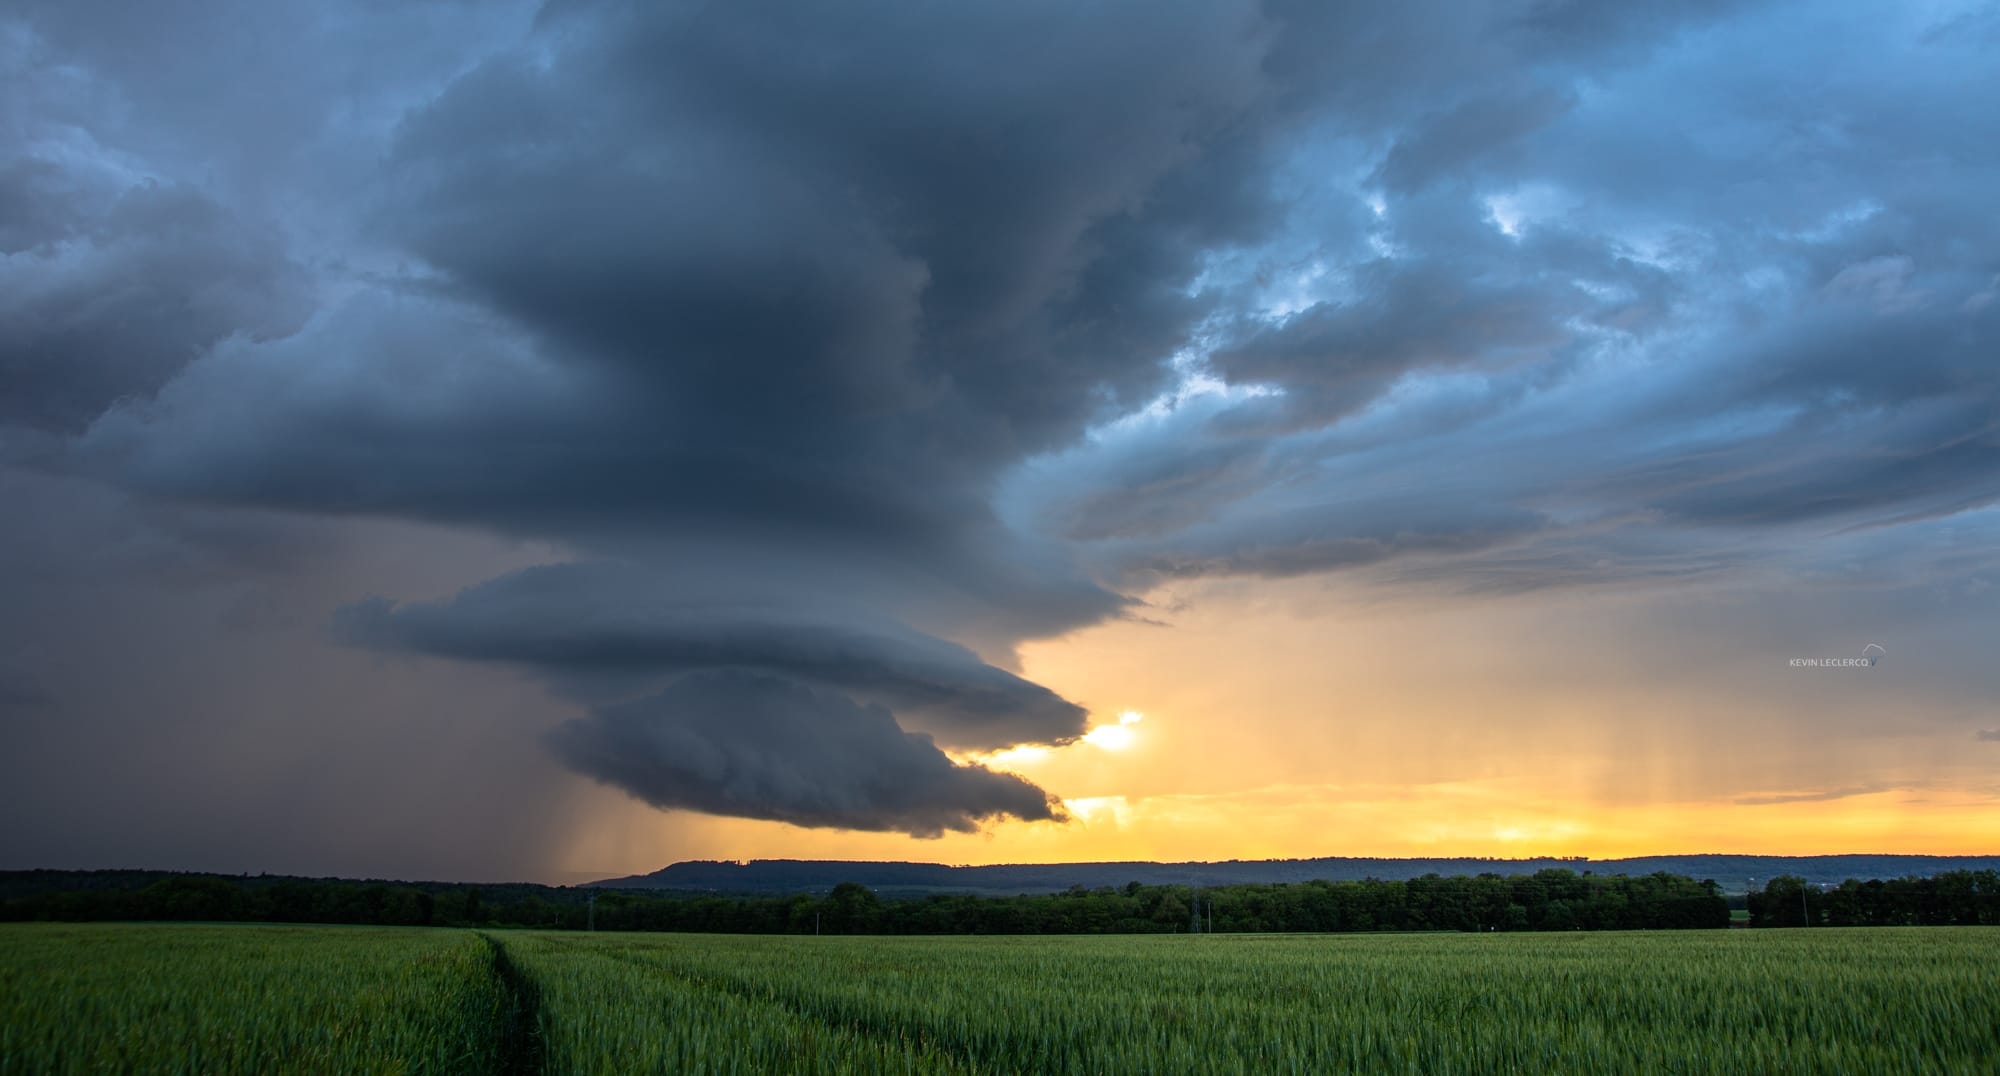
[553,573,2000,880]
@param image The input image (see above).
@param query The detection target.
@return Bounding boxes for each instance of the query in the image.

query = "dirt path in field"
[478,934,546,1075]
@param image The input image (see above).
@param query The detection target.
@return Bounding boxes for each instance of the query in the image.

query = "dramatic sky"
[4,0,1996,882]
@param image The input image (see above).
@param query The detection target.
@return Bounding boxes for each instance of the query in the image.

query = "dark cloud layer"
[46,0,1298,835]
[1026,2,2000,595]
[4,0,1999,863]
[88,1,1274,539]
[545,671,1060,837]
[336,562,1089,750]
[0,180,310,433]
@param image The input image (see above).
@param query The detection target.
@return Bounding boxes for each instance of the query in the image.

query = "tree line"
[13,868,1994,933]
[2,868,1727,933]
[1746,871,2000,927]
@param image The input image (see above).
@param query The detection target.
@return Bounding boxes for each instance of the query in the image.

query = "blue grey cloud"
[3,0,1996,855]
[334,561,1090,750]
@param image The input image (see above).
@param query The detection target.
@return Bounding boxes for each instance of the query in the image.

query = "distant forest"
[0,869,1712,933]
[1745,872,2000,927]
[7,867,1994,934]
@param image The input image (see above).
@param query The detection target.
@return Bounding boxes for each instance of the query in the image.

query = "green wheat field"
[3,923,1996,1074]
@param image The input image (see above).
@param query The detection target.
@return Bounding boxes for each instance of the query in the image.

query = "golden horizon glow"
[553,779,2000,880]
[554,573,2000,879]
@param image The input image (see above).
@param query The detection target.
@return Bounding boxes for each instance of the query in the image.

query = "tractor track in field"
[478,934,546,1076]
[570,942,1018,1074]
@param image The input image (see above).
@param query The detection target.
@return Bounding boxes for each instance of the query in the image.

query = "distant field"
[4,924,1998,1074]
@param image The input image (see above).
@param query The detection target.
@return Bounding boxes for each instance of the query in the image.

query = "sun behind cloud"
[1083,710,1144,751]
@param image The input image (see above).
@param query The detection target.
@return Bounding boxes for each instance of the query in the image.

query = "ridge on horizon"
[593,852,2000,897]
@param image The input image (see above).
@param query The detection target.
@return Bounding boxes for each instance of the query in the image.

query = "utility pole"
[1800,881,1809,928]
[587,891,596,932]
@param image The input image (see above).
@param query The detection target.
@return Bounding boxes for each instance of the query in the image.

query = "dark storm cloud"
[0,675,54,713]
[1212,257,1591,426]
[1129,502,1549,581]
[335,562,1089,750]
[0,159,81,251]
[1205,185,1682,424]
[1071,256,1999,589]
[9,0,2000,863]
[323,0,1272,530]
[59,0,1755,555]
[1026,1,2000,594]
[78,285,1132,652]
[1373,528,1759,596]
[75,0,1266,640]
[1564,292,2000,534]
[1039,436,1279,544]
[1372,85,1576,194]
[53,0,1299,833]
[544,671,1061,837]
[0,180,311,433]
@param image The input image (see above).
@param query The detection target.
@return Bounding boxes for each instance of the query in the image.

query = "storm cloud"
[335,561,1090,750]
[544,671,1061,837]
[4,0,1998,867]
[0,179,310,433]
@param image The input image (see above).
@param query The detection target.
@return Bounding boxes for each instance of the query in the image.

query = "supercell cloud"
[3,0,1997,864]
[543,670,1061,837]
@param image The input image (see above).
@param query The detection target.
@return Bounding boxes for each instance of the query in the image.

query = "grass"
[0,923,512,1075]
[4,923,1997,1073]
[502,928,2000,1074]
